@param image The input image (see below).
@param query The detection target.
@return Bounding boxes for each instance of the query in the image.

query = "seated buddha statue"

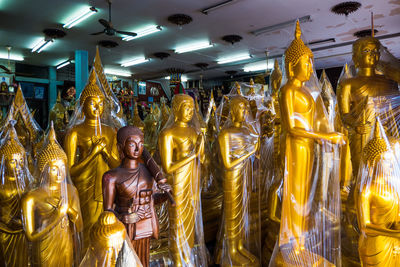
[64,69,120,250]
[276,21,344,266]
[0,124,31,267]
[22,124,83,266]
[357,120,400,267]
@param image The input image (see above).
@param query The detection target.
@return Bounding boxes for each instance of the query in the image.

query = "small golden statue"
[49,90,69,142]
[143,105,158,154]
[128,102,145,132]
[80,211,143,267]
[64,69,120,249]
[158,94,207,267]
[216,95,260,267]
[22,124,83,266]
[276,21,344,266]
[0,124,31,267]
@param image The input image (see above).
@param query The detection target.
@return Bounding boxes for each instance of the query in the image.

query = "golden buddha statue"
[49,90,69,141]
[246,79,258,120]
[204,91,216,125]
[158,94,206,267]
[216,95,260,267]
[22,124,83,266]
[0,124,31,267]
[276,21,344,266]
[356,120,400,267]
[80,211,142,267]
[64,69,120,249]
[129,102,145,132]
[195,96,207,135]
[143,105,158,154]
[158,100,171,133]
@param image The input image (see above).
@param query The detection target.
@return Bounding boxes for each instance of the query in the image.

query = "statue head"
[352,37,381,69]
[80,70,105,120]
[284,21,314,82]
[270,59,282,94]
[229,96,249,123]
[172,94,194,123]
[0,126,25,179]
[90,211,126,265]
[37,124,68,185]
[117,126,144,160]
[363,120,389,167]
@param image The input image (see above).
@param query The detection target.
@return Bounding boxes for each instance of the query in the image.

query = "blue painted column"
[75,50,89,98]
[48,66,57,109]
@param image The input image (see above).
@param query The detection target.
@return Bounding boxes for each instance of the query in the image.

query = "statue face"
[48,160,66,184]
[5,153,24,178]
[291,55,312,82]
[123,135,144,160]
[355,42,380,68]
[176,102,194,123]
[231,101,247,123]
[83,96,104,120]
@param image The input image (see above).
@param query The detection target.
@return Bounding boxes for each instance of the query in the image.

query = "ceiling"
[0,0,399,81]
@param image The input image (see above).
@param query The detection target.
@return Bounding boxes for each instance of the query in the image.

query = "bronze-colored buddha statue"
[0,124,31,267]
[22,124,83,266]
[64,69,120,249]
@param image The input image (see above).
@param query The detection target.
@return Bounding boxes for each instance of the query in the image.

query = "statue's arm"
[68,186,83,232]
[103,130,120,168]
[337,82,353,128]
[102,172,117,212]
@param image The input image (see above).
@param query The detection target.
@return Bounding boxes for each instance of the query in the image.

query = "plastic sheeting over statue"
[0,122,34,267]
[270,21,343,266]
[157,94,208,267]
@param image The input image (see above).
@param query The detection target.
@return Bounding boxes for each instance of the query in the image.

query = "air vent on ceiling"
[167,14,193,26]
[194,63,209,69]
[354,29,378,38]
[153,52,170,60]
[98,40,118,48]
[331,2,361,16]
[222,35,242,45]
[43,29,66,39]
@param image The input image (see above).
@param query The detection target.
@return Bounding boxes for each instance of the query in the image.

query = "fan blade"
[99,19,111,28]
[0,65,12,74]
[91,30,105,35]
[116,30,137,37]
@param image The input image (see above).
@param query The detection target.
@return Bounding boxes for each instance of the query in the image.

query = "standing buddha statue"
[49,90,69,142]
[22,124,83,266]
[64,69,120,249]
[276,21,344,266]
[0,124,31,267]
[158,94,207,267]
[143,105,158,155]
[129,102,145,132]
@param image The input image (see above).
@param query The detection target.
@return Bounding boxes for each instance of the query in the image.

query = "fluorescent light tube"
[0,53,23,61]
[104,69,132,77]
[202,0,237,14]
[175,42,213,54]
[243,61,275,72]
[63,6,98,29]
[122,25,162,41]
[164,76,171,80]
[181,76,188,82]
[36,40,53,53]
[218,53,251,64]
[121,57,149,67]
[251,15,311,36]
[31,39,47,52]
[56,60,71,69]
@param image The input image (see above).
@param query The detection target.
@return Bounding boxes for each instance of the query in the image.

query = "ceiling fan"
[0,46,32,77]
[91,0,137,37]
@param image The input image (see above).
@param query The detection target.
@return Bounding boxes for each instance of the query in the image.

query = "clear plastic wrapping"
[157,94,208,266]
[270,21,342,266]
[64,69,120,250]
[22,124,83,266]
[79,211,143,267]
[0,122,34,267]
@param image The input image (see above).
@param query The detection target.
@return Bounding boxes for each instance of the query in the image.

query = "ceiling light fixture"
[251,15,311,36]
[56,59,71,69]
[63,6,98,29]
[164,76,171,80]
[243,61,275,72]
[122,25,162,41]
[121,57,149,67]
[104,68,132,77]
[202,0,237,14]
[218,53,251,64]
[0,52,23,61]
[31,39,54,53]
[175,41,213,54]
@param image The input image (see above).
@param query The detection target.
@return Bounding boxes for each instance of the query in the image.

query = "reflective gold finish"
[158,94,204,267]
[143,105,158,154]
[0,126,30,267]
[278,21,343,265]
[22,125,83,266]
[357,121,400,267]
[49,90,69,141]
[129,103,145,132]
[64,69,120,249]
[218,95,260,267]
[247,79,258,120]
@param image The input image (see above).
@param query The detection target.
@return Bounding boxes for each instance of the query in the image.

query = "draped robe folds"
[0,182,29,267]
